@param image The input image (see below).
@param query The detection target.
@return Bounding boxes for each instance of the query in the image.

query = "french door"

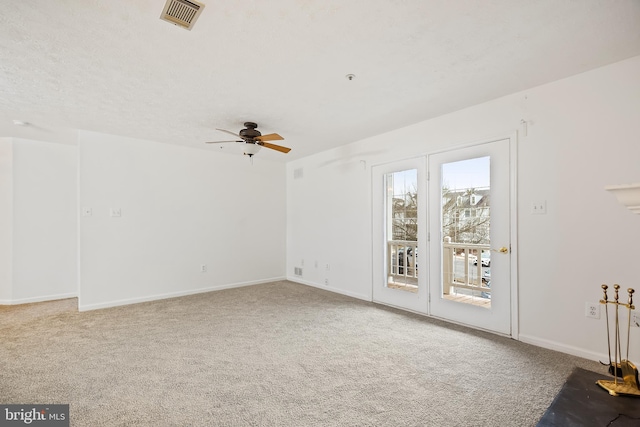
[428,138,513,335]
[372,157,427,314]
[372,137,515,335]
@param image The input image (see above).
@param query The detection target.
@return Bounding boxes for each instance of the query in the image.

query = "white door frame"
[509,132,519,340]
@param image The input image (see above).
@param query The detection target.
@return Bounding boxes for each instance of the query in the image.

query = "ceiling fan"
[206,122,291,157]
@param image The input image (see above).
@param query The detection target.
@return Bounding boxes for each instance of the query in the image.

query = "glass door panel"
[441,156,492,307]
[386,169,418,293]
[372,157,427,314]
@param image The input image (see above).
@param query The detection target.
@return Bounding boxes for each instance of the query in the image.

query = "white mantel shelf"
[605,183,640,215]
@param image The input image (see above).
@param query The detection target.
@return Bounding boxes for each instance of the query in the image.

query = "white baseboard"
[0,292,78,306]
[286,277,371,302]
[78,276,286,311]
[519,333,607,363]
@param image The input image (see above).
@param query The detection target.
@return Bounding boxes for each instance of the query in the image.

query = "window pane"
[385,169,418,293]
[441,156,491,307]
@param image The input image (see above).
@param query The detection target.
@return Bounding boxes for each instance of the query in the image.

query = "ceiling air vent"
[160,0,205,31]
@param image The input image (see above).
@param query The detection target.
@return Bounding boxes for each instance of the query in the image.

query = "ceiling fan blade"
[216,128,242,138]
[205,140,243,144]
[259,142,291,153]
[256,133,284,142]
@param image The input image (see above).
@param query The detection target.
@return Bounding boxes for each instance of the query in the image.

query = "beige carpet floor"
[1,281,603,426]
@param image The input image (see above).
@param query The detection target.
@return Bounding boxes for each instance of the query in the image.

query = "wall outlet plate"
[585,302,600,319]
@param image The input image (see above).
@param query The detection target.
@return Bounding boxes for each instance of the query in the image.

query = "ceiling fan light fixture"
[243,143,262,157]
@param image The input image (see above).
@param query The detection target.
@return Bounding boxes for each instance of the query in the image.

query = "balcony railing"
[388,240,417,278]
[387,238,491,299]
[442,238,491,298]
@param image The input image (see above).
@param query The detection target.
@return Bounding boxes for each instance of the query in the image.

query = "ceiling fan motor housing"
[239,122,261,141]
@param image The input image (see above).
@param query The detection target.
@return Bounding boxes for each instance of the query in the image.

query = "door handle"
[491,247,509,253]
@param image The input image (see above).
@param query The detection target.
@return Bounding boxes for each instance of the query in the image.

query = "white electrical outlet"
[200,264,207,273]
[585,302,600,319]
[324,279,329,286]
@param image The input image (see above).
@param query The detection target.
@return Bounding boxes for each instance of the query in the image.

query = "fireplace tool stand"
[596,284,640,397]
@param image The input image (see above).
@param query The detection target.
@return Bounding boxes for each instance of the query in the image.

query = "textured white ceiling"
[1,0,639,161]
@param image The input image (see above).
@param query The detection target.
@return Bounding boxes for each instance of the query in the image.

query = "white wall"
[0,138,13,302]
[78,131,286,310]
[0,138,77,304]
[287,153,372,300]
[286,55,640,362]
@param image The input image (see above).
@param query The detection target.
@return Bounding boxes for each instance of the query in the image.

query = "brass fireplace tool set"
[597,284,640,397]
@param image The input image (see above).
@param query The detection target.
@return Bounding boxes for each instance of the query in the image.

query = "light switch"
[531,201,546,215]
[82,207,92,217]
[110,208,122,217]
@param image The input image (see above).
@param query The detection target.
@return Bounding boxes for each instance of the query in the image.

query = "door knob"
[491,247,509,253]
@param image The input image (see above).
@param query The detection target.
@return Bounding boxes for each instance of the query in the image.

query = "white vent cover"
[160,0,205,30]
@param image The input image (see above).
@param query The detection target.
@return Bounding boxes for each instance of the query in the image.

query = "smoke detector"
[160,0,205,31]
